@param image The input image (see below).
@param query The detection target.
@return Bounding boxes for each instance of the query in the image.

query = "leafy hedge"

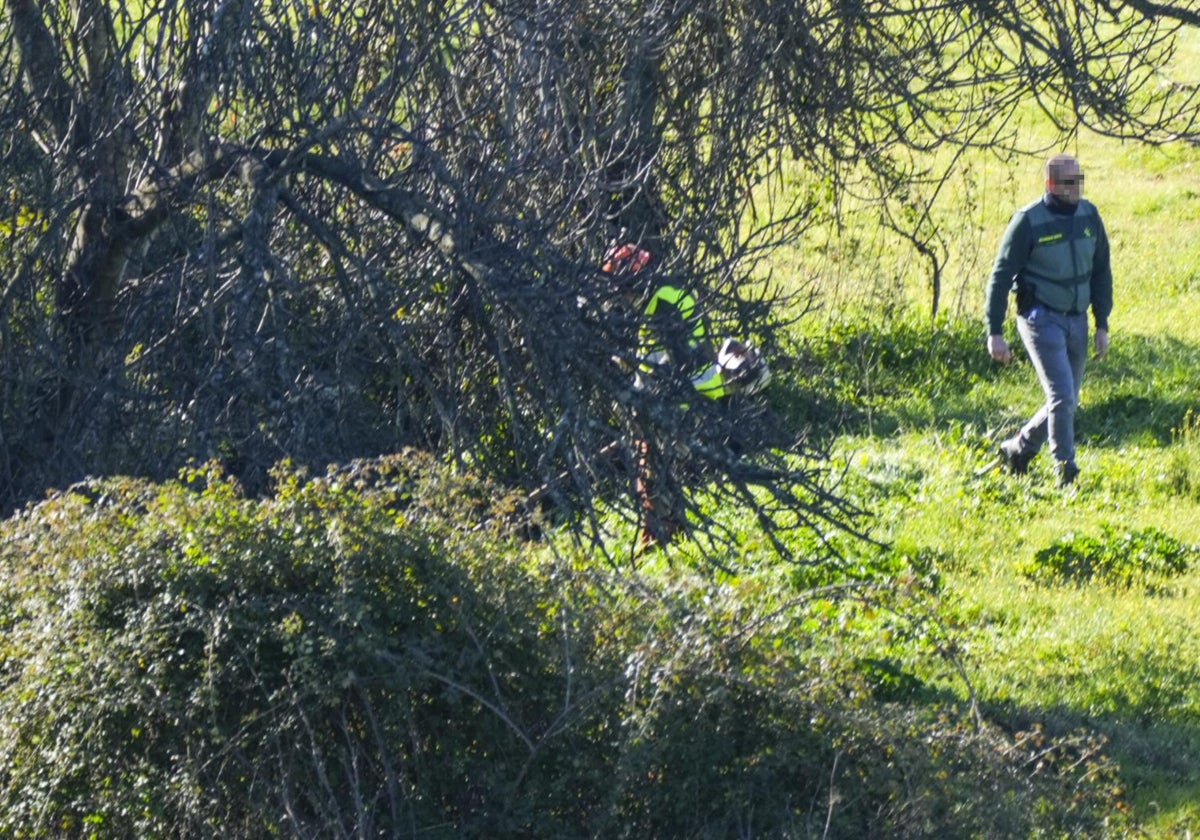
[0,457,1123,837]
[1022,524,1197,592]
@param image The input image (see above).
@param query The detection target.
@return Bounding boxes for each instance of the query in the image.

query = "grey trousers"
[1014,306,1089,465]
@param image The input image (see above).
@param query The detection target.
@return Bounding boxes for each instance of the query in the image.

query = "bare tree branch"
[1,0,1198,559]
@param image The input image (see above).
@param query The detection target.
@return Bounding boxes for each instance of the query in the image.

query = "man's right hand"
[987,334,1013,364]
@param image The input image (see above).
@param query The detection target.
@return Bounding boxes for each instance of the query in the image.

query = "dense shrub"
[0,458,1124,837]
[0,456,587,837]
[1022,524,1197,592]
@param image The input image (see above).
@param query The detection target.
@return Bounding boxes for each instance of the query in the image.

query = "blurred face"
[1046,157,1083,206]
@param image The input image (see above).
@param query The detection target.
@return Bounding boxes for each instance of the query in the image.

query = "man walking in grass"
[985,153,1113,487]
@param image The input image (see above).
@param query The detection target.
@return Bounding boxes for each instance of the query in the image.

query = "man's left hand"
[1094,328,1110,361]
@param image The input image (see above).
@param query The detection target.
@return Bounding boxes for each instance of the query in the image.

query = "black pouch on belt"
[1015,279,1035,317]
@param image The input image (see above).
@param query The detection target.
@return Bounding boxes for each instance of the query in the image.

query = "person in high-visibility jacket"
[602,242,771,550]
[603,242,712,394]
[604,243,768,401]
[603,241,719,550]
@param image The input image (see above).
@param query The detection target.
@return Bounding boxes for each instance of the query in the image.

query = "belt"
[1040,304,1085,317]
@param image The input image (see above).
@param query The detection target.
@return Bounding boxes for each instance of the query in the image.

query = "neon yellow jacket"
[640,284,707,362]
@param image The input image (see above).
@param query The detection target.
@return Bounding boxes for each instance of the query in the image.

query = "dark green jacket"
[985,195,1112,335]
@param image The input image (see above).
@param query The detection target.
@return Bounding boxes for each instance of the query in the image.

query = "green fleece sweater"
[985,195,1113,336]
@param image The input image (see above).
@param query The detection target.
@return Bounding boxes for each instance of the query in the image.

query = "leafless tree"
[1,0,1198,553]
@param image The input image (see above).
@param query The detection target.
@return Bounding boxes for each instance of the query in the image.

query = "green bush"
[0,458,1125,837]
[1021,525,1197,592]
[0,457,599,837]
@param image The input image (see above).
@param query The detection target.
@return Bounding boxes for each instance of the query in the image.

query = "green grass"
[813,409,1200,833]
[778,121,1200,834]
[738,27,1200,829]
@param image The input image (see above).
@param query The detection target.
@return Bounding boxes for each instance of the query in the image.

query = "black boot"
[998,439,1035,476]
[1056,461,1080,487]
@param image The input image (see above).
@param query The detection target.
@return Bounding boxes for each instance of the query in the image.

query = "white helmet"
[716,338,770,396]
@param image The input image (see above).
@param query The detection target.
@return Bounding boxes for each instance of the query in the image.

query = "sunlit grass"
[757,97,1200,829]
[818,346,1200,834]
[687,22,1200,834]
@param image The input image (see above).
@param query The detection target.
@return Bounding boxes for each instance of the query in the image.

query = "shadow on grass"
[783,319,1200,448]
[869,651,1200,833]
[1082,331,1200,447]
[977,694,1200,833]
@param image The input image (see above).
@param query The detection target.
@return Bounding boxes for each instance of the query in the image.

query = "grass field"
[769,85,1200,833]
